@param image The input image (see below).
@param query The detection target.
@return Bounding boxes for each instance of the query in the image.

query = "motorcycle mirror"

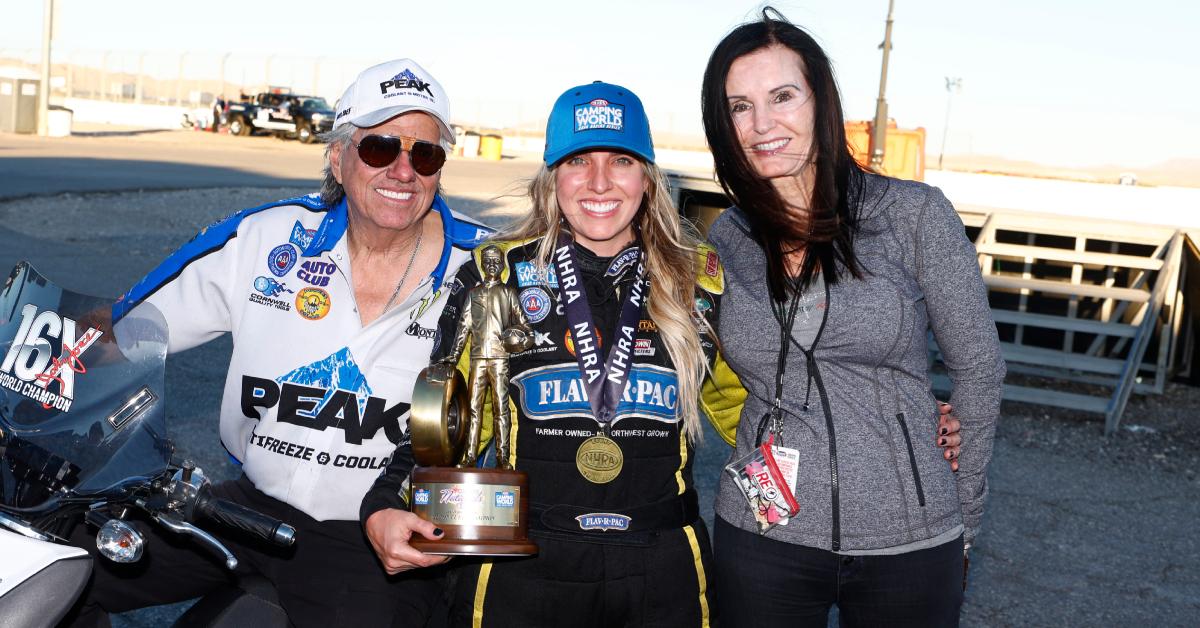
[96,519,145,563]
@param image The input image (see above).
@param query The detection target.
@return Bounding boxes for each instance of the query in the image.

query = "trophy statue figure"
[442,245,532,469]
[406,245,537,555]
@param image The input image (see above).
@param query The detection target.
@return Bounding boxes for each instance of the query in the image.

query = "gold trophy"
[408,246,538,555]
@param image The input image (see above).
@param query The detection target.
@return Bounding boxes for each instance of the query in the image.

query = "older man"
[67,59,488,627]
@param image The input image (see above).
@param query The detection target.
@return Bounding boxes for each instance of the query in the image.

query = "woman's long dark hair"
[702,7,864,302]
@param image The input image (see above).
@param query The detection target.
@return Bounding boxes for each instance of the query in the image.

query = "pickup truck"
[225,93,335,143]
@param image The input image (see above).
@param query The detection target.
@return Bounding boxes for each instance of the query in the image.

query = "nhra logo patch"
[380,69,433,98]
[519,288,551,324]
[289,221,316,250]
[575,99,624,132]
[576,513,631,531]
[0,305,103,413]
[514,261,558,288]
[268,244,298,277]
[413,488,431,505]
[511,363,680,424]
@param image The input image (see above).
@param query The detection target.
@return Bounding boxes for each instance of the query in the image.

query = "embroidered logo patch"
[268,244,298,277]
[289,221,316,250]
[574,99,624,132]
[519,287,551,323]
[253,276,293,298]
[295,287,331,320]
[576,513,631,531]
[515,261,558,288]
[297,260,336,287]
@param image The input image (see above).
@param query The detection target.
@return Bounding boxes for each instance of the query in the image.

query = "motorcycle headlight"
[96,519,145,563]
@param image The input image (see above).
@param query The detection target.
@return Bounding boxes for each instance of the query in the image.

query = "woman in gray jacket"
[700,9,1004,627]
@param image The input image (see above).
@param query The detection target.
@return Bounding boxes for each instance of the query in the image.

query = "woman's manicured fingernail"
[940,427,949,435]
[433,527,444,536]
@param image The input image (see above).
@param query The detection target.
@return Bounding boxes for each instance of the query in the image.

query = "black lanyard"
[757,278,802,447]
[552,234,647,430]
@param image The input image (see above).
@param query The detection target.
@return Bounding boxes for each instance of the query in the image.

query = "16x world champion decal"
[1,305,103,412]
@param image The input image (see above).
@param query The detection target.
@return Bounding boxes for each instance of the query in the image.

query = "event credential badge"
[726,434,800,534]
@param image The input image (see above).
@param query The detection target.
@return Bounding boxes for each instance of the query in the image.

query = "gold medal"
[575,435,624,484]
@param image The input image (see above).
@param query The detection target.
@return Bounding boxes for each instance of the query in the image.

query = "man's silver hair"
[319,124,356,206]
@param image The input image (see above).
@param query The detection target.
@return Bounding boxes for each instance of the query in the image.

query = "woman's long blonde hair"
[498,161,709,442]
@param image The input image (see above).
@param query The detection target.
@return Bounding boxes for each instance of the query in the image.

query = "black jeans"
[63,475,442,628]
[714,516,963,628]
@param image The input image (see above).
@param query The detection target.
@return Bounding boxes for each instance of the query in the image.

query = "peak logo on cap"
[380,69,433,97]
[575,100,624,133]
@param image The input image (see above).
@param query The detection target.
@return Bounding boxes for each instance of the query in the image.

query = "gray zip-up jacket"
[711,173,1004,550]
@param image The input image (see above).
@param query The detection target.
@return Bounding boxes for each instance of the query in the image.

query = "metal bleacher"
[934,208,1187,434]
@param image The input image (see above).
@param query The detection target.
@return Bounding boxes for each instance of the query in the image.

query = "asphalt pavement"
[0,128,1196,627]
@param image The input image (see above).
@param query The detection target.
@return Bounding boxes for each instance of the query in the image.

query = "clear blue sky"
[2,0,1196,168]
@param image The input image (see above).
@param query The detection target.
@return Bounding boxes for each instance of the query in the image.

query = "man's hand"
[937,402,962,472]
[364,509,450,575]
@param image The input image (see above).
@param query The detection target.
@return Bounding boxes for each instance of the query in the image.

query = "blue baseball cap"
[543,81,655,166]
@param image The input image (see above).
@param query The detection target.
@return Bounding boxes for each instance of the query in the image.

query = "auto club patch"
[519,287,551,323]
[268,244,298,277]
[295,287,331,320]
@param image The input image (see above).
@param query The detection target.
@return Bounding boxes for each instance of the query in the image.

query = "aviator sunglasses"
[352,134,447,176]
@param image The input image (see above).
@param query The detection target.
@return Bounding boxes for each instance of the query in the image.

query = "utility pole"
[36,0,54,136]
[938,77,962,170]
[869,0,895,170]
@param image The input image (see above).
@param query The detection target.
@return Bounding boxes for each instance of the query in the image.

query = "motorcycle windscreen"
[0,262,171,510]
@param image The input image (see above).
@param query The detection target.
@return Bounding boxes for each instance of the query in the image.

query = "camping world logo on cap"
[575,98,624,132]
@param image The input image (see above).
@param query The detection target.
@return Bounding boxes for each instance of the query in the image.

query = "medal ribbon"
[552,234,647,431]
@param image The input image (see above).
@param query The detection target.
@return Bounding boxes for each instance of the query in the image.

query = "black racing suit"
[362,238,743,628]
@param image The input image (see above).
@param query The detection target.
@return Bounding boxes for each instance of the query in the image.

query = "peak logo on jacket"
[511,363,679,424]
[0,305,103,412]
[240,348,408,445]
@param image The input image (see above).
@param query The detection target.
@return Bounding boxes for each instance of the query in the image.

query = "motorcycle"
[0,262,295,627]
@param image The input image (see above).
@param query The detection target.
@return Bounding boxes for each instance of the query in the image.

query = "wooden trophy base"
[408,466,538,556]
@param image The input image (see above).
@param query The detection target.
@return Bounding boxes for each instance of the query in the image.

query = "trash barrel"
[47,105,73,137]
[461,131,481,158]
[480,134,503,161]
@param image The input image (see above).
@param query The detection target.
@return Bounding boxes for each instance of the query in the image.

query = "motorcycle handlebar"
[195,493,296,548]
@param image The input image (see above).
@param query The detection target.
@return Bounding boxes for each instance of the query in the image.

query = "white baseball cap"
[333,59,454,145]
